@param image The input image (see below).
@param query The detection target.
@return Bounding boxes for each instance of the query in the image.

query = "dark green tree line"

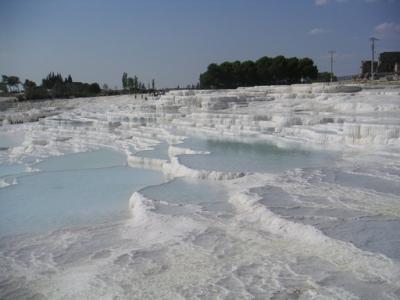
[200,55,319,89]
[1,72,101,100]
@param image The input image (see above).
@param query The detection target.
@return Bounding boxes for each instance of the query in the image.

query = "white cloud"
[308,28,330,35]
[374,22,400,38]
[315,0,343,5]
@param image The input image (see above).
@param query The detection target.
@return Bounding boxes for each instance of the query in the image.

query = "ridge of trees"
[1,73,101,100]
[122,72,156,93]
[1,75,21,93]
[1,72,161,101]
[199,55,319,89]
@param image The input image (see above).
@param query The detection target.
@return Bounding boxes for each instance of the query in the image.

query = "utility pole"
[370,37,378,80]
[328,50,336,83]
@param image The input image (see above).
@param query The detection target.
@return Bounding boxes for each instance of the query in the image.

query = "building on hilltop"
[360,51,400,79]
[378,52,400,74]
[361,60,378,77]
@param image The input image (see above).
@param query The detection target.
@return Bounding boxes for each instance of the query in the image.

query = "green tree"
[88,83,101,94]
[133,76,138,91]
[23,79,36,90]
[6,76,21,92]
[240,60,257,86]
[231,61,242,87]
[51,81,67,98]
[127,77,134,92]
[286,57,300,83]
[200,63,223,89]
[200,55,318,89]
[219,62,234,88]
[65,75,73,83]
[269,56,288,83]
[1,75,9,93]
[256,56,272,85]
[298,58,318,81]
[122,72,128,90]
[42,72,63,89]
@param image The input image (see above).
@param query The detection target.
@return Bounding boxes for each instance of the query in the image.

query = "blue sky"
[1,0,399,88]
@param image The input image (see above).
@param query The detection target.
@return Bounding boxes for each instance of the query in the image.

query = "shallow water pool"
[135,142,170,161]
[178,137,336,173]
[0,149,165,237]
[141,177,232,215]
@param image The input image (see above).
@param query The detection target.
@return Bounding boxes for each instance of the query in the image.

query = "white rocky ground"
[0,83,400,299]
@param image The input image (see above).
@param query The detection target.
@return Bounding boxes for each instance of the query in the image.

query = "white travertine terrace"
[1,83,400,299]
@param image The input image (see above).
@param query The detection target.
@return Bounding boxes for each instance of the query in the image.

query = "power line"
[370,37,378,80]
